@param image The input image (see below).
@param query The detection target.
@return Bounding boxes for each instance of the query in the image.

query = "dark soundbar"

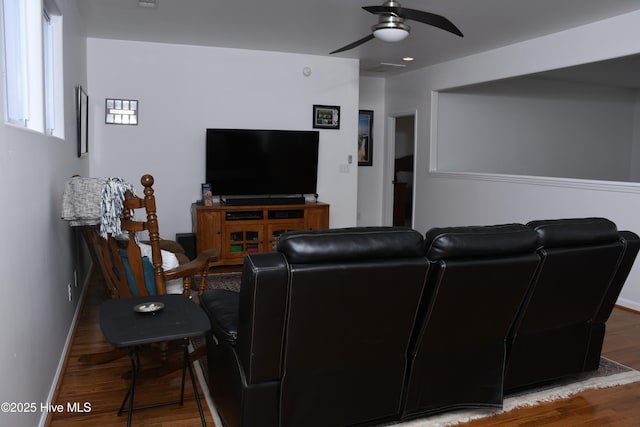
[222,196,305,206]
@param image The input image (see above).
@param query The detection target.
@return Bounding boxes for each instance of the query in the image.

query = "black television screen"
[206,128,319,197]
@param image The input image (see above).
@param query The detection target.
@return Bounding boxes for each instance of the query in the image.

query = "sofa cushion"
[201,289,240,345]
[277,227,425,263]
[425,224,538,260]
[527,217,618,248]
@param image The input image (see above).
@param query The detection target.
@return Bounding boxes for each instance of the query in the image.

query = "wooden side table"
[100,294,211,426]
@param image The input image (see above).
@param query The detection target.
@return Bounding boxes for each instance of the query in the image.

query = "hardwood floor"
[48,269,640,426]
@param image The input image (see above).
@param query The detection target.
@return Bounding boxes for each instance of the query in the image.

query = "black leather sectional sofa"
[201,218,640,427]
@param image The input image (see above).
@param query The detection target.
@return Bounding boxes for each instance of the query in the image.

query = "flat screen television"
[206,128,319,201]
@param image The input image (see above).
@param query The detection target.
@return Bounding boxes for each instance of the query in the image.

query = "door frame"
[383,110,418,226]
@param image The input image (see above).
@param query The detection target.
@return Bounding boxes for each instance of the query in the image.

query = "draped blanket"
[61,176,135,238]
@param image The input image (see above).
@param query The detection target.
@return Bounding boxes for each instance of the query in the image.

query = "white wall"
[0,1,89,426]
[436,77,637,181]
[631,91,640,181]
[386,9,640,310]
[357,76,386,226]
[87,39,360,238]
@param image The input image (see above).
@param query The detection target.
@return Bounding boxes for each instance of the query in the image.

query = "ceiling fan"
[330,1,463,54]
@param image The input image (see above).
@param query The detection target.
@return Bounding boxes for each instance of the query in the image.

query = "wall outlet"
[68,283,72,302]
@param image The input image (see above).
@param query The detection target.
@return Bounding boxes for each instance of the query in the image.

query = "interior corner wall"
[0,1,89,426]
[86,39,360,237]
[386,9,640,310]
[357,76,386,226]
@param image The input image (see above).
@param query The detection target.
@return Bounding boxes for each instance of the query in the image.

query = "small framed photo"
[201,183,213,206]
[313,105,340,129]
[358,110,373,166]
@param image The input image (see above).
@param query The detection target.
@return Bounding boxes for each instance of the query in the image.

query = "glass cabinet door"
[224,225,264,260]
[268,221,305,251]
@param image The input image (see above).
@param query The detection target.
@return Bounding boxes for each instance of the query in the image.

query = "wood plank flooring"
[48,269,640,426]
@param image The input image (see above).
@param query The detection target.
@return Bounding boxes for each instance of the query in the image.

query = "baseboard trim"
[39,265,92,427]
[615,302,640,315]
[616,297,640,313]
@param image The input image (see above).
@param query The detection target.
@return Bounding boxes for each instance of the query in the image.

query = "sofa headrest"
[526,218,618,248]
[425,224,539,260]
[277,227,426,263]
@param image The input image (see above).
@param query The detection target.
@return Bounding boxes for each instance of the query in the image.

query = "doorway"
[391,114,415,226]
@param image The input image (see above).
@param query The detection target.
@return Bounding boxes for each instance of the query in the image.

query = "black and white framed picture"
[313,104,340,129]
[76,85,88,157]
[358,110,373,166]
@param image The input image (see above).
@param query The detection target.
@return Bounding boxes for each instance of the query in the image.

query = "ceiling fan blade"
[330,34,375,54]
[363,6,464,37]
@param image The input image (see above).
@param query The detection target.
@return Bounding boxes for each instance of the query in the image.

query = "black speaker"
[176,233,197,260]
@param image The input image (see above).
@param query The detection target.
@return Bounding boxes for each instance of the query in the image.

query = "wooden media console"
[192,202,329,266]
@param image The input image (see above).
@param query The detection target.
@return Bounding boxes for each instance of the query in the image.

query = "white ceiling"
[77,0,640,76]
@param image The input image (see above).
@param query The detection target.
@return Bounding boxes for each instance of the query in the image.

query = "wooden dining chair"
[90,174,217,300]
[78,174,218,367]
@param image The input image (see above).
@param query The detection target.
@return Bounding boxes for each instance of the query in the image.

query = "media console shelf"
[192,202,329,266]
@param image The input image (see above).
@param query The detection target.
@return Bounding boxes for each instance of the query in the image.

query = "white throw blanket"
[61,176,135,238]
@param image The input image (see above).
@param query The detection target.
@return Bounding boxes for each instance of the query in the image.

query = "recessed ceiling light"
[138,0,158,8]
[402,57,415,62]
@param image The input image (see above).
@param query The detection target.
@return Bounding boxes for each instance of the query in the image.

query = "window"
[43,9,54,133]
[42,0,63,137]
[2,0,28,125]
[2,0,64,137]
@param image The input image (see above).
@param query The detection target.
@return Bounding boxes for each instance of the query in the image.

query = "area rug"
[205,271,241,292]
[196,273,640,426]
[193,347,639,426]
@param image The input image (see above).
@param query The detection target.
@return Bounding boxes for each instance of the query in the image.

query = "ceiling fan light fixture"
[372,21,410,42]
[330,1,462,55]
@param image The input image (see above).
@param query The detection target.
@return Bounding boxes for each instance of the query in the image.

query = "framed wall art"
[313,104,340,129]
[76,85,89,157]
[358,110,373,166]
[105,98,139,125]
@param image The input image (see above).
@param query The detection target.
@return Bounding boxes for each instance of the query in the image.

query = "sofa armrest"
[594,230,640,321]
[237,252,289,385]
